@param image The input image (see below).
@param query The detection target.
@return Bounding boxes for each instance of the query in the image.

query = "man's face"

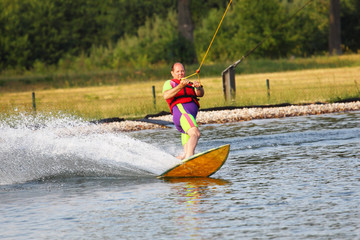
[171,64,185,80]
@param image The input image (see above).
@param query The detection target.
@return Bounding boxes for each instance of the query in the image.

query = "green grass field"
[1,66,359,120]
[1,55,360,120]
[2,54,360,93]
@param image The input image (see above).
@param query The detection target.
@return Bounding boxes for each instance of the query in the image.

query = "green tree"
[0,0,33,69]
[190,0,229,25]
[1,0,359,71]
[287,0,328,56]
[111,11,179,68]
[341,0,360,52]
[195,0,291,61]
[108,0,176,41]
[0,0,114,69]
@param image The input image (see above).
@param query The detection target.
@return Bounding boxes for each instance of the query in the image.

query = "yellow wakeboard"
[158,144,230,178]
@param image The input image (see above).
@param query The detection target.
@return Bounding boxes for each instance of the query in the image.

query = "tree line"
[0,0,359,72]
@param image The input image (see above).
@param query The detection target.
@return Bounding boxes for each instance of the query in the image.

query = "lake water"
[1,111,359,239]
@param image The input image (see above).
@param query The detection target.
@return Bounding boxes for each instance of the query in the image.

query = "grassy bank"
[1,54,360,93]
[1,65,359,120]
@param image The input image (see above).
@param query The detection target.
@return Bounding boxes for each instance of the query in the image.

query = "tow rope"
[182,0,233,83]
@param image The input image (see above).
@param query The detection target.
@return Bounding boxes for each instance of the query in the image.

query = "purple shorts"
[172,102,199,134]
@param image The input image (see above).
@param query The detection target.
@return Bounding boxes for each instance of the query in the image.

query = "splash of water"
[0,112,180,185]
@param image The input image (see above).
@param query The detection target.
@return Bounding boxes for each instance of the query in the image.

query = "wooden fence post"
[222,66,236,102]
[152,86,156,109]
[32,92,36,112]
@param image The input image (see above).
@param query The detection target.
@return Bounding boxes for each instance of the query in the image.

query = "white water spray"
[0,112,180,185]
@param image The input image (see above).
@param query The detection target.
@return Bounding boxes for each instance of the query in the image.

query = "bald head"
[171,62,185,80]
[171,62,185,71]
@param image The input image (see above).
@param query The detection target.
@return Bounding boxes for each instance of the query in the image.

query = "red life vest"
[166,78,200,114]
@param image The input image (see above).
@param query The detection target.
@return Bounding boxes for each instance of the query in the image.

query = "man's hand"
[179,78,190,87]
[163,79,189,100]
[193,80,204,97]
[192,80,201,88]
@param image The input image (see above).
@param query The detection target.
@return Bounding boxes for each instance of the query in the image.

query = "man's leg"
[175,133,189,160]
[174,103,200,159]
[184,127,200,159]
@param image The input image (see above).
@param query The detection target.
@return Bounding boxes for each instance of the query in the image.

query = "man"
[162,62,205,159]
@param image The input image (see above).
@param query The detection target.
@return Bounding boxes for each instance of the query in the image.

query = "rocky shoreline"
[95,101,360,132]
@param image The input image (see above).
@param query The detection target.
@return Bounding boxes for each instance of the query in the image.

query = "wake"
[0,112,180,185]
